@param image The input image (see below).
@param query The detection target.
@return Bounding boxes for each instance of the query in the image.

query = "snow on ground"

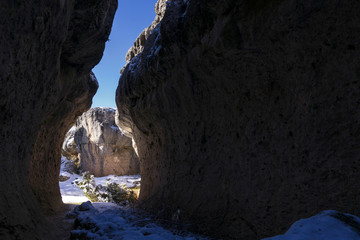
[59,157,87,204]
[60,157,211,239]
[59,172,88,204]
[60,158,360,240]
[59,157,140,204]
[69,201,212,240]
[58,154,216,240]
[263,210,360,240]
[94,174,141,188]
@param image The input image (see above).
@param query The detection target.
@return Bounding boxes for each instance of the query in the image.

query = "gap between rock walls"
[1,0,360,239]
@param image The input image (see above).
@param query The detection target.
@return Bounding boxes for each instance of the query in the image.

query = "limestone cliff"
[116,0,360,239]
[0,0,117,239]
[63,107,140,177]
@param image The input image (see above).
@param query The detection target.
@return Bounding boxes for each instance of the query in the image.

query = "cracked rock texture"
[63,107,140,177]
[120,0,169,74]
[0,0,117,239]
[116,0,360,239]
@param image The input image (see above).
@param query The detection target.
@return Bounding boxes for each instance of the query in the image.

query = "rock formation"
[63,107,140,176]
[62,127,79,161]
[120,0,169,73]
[0,0,117,239]
[116,0,360,239]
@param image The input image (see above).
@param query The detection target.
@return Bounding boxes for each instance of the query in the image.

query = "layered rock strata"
[116,0,360,239]
[0,0,117,239]
[63,108,140,176]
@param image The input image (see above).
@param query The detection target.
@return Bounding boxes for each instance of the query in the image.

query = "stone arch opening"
[26,0,164,218]
[59,107,141,204]
[3,0,360,239]
[55,0,161,205]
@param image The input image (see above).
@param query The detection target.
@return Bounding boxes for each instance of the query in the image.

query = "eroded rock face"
[63,108,140,176]
[0,0,117,239]
[62,126,79,160]
[120,0,169,74]
[116,0,360,239]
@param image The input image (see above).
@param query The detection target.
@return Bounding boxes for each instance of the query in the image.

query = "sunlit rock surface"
[120,0,170,74]
[116,0,360,239]
[63,107,140,176]
[0,0,117,239]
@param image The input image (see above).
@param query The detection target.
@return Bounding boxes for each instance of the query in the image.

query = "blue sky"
[92,0,158,108]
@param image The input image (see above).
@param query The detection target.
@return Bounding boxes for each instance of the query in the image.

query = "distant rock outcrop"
[62,127,79,160]
[63,108,140,177]
[116,0,360,239]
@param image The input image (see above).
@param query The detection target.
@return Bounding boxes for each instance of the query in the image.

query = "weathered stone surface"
[120,0,169,74]
[0,0,117,239]
[116,0,360,239]
[62,127,79,160]
[30,72,98,216]
[63,107,140,177]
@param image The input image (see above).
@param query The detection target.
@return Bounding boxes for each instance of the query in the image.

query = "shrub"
[75,172,99,202]
[59,175,70,182]
[75,172,137,204]
[107,182,137,203]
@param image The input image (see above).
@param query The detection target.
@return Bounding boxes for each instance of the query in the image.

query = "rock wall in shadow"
[0,0,117,239]
[116,0,360,239]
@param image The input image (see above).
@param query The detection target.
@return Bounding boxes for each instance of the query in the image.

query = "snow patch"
[95,174,141,188]
[263,210,360,240]
[60,157,209,239]
[69,201,211,240]
[60,158,141,204]
[62,195,89,203]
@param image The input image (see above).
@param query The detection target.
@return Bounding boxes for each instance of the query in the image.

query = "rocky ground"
[59,156,140,204]
[59,157,360,240]
[59,157,212,240]
[68,202,213,240]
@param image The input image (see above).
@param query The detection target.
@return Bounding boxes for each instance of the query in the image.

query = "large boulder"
[0,0,117,239]
[63,107,140,176]
[116,0,360,239]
